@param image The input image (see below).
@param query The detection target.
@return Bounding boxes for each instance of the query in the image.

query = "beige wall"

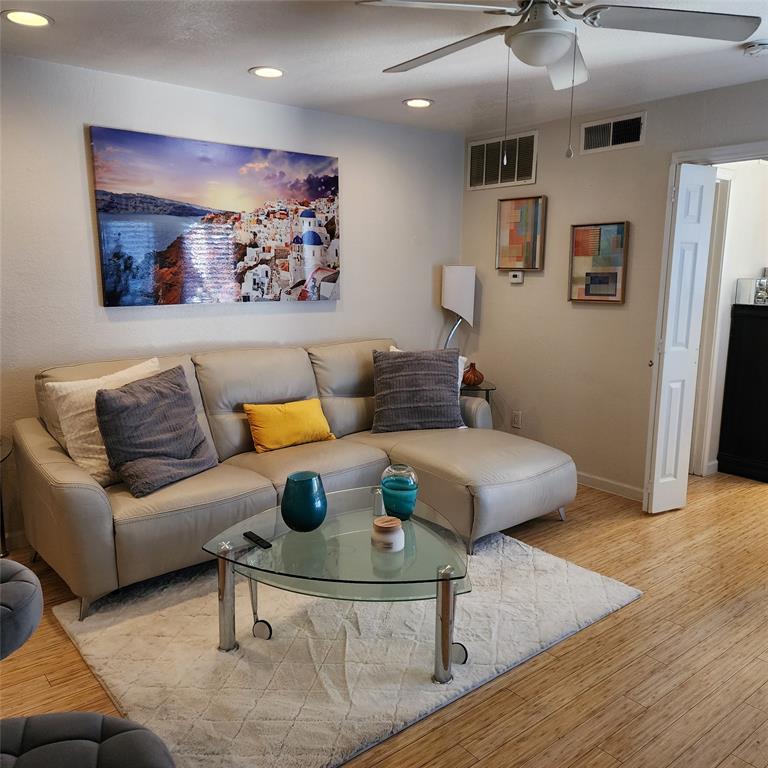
[461,79,768,499]
[0,55,464,538]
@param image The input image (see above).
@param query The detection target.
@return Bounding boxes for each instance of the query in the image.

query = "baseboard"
[577,472,644,502]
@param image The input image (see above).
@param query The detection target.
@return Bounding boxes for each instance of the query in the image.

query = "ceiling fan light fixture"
[403,98,433,108]
[504,10,576,67]
[507,29,574,66]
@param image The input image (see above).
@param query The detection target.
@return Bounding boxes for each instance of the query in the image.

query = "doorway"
[691,160,768,479]
[644,142,768,514]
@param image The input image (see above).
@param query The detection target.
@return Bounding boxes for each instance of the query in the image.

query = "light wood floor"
[2,473,767,768]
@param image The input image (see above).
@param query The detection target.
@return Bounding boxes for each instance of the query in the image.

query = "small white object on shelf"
[371,516,405,552]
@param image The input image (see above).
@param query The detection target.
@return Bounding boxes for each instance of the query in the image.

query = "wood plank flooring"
[1,473,766,768]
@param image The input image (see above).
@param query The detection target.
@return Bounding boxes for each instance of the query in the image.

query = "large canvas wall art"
[90,127,340,306]
[569,222,629,304]
[495,195,546,271]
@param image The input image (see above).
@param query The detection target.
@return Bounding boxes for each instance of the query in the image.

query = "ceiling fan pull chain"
[502,46,511,167]
[565,28,578,159]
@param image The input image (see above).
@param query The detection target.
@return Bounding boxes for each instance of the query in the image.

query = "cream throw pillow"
[45,358,160,486]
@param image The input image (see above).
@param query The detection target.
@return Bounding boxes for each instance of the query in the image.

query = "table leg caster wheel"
[451,642,468,665]
[252,620,272,640]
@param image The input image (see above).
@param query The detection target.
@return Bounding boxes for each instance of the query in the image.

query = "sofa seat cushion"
[225,440,389,498]
[343,428,464,454]
[389,429,573,486]
[109,464,276,588]
[349,428,576,544]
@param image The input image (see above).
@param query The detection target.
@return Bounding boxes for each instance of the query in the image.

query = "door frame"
[642,140,768,512]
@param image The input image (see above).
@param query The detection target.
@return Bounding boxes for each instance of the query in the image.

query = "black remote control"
[243,531,272,549]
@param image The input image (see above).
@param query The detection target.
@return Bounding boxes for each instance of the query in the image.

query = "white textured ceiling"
[1,0,767,136]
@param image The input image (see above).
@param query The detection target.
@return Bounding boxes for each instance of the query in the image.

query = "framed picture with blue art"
[568,222,629,304]
[89,126,340,306]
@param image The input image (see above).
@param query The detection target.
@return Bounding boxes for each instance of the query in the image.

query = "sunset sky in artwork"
[90,127,338,212]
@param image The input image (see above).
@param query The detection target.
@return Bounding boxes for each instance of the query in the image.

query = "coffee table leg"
[217,546,238,652]
[249,579,273,640]
[433,565,468,684]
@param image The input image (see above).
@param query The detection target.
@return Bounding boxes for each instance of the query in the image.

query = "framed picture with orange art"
[569,221,630,304]
[495,195,547,271]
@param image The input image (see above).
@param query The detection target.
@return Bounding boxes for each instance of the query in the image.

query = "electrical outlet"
[509,270,524,284]
[511,410,523,429]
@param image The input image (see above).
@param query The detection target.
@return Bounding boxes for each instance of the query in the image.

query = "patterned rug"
[54,534,640,768]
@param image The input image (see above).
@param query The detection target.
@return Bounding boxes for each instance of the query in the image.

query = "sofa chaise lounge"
[13,338,576,619]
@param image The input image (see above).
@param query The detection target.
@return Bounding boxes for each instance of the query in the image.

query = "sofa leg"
[79,597,93,621]
[31,550,39,563]
[558,507,567,522]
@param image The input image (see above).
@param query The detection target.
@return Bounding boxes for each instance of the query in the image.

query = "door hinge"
[671,184,677,204]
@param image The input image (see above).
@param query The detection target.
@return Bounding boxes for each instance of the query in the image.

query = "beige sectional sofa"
[14,338,576,618]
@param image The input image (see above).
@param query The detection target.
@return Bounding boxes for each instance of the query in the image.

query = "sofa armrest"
[460,396,492,429]
[12,418,118,600]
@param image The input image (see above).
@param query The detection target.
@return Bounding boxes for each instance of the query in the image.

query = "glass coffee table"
[203,486,470,684]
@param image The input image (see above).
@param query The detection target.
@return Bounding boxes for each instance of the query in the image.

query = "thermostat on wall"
[509,271,524,284]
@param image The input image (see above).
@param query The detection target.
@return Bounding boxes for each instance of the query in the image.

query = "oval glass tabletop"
[203,486,469,602]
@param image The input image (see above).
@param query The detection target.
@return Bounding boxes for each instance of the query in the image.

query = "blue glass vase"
[380,464,419,521]
[281,471,327,532]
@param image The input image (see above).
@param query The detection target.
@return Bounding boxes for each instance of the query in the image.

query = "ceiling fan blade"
[384,26,510,72]
[358,0,518,12]
[546,38,589,91]
[583,5,762,42]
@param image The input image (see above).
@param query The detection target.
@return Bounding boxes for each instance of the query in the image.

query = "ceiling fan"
[359,0,763,90]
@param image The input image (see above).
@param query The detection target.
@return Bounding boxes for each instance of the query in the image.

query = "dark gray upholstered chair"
[0,559,43,660]
[0,713,175,767]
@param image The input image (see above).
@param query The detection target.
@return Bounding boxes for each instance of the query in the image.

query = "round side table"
[0,436,13,558]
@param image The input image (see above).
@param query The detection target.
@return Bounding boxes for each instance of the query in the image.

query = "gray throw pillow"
[371,349,464,433]
[95,366,217,497]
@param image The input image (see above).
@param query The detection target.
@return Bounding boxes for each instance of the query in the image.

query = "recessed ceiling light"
[249,66,284,79]
[2,9,52,26]
[403,98,433,109]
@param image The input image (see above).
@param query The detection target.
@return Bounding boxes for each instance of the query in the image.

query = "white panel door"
[649,163,717,514]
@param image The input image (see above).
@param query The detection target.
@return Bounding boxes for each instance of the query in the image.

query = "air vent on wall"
[581,112,646,154]
[467,131,538,190]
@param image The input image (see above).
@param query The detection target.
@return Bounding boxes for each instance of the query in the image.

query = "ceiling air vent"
[581,112,646,155]
[467,131,538,190]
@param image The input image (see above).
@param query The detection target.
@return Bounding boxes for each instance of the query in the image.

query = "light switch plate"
[509,271,524,284]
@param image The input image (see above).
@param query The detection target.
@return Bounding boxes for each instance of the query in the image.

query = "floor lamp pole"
[444,316,463,350]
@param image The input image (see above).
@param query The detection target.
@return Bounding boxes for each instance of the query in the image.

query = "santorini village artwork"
[90,126,340,305]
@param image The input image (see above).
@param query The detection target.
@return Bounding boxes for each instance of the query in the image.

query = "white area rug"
[54,534,640,768]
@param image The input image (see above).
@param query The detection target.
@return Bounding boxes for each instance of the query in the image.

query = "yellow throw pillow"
[244,398,335,454]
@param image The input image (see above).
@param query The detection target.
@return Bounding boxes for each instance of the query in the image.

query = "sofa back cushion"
[35,355,214,455]
[193,347,317,460]
[306,339,394,438]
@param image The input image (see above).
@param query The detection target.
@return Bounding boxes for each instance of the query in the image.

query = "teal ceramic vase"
[380,464,419,520]
[281,471,327,532]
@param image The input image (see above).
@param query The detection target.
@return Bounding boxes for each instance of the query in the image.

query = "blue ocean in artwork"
[98,214,200,305]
